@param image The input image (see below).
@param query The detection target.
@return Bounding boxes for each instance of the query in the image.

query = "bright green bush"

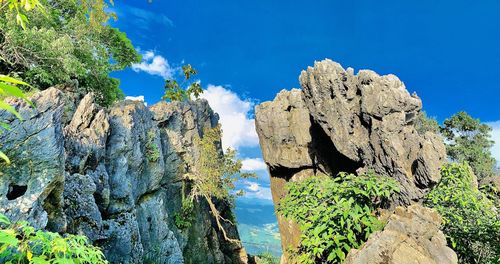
[425,163,500,264]
[277,172,399,264]
[0,213,108,263]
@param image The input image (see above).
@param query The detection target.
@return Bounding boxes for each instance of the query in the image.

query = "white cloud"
[125,95,147,106]
[487,121,500,167]
[131,50,176,79]
[199,85,259,150]
[241,158,267,171]
[246,182,260,192]
[242,181,273,201]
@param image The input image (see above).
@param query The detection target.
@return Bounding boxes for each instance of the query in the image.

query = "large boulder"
[0,87,247,264]
[255,59,448,262]
[298,59,446,203]
[344,204,457,264]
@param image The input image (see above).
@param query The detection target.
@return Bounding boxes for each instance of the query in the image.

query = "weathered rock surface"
[255,59,448,262]
[0,87,247,263]
[344,204,457,264]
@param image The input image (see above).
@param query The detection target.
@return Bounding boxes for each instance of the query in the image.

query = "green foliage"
[0,213,108,263]
[257,252,280,264]
[441,111,497,180]
[479,182,500,209]
[180,125,255,240]
[174,197,194,230]
[424,163,500,264]
[145,130,160,163]
[1,0,43,29]
[277,172,399,264]
[414,111,440,135]
[0,0,141,106]
[185,125,255,202]
[162,64,203,102]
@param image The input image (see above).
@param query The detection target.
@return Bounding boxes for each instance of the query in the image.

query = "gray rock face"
[255,59,448,262]
[298,60,446,203]
[0,88,247,264]
[344,204,457,264]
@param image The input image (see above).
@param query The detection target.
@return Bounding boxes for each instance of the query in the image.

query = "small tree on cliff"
[179,125,255,242]
[162,64,203,101]
[441,111,497,180]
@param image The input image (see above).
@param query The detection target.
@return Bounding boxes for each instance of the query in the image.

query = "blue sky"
[110,0,500,204]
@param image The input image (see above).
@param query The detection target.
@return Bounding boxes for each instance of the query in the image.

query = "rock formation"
[344,204,457,264]
[255,59,449,262]
[0,87,247,264]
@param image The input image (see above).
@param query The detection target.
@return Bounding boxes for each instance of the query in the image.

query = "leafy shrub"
[174,197,195,230]
[0,213,108,263]
[145,130,160,163]
[277,172,399,264]
[425,163,500,264]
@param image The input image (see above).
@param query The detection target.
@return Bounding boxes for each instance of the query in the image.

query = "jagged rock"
[63,172,103,241]
[255,89,313,170]
[255,59,448,262]
[298,59,446,203]
[0,86,247,264]
[151,100,248,264]
[344,204,457,264]
[0,88,66,231]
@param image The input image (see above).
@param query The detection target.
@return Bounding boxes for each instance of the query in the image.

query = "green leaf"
[0,101,22,120]
[0,214,11,225]
[0,151,10,165]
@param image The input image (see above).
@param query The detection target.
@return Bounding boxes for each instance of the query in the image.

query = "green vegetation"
[178,125,255,241]
[162,64,203,101]
[441,111,497,180]
[414,111,440,135]
[1,0,43,29]
[145,130,160,163]
[256,252,280,264]
[415,111,497,181]
[425,163,500,264]
[174,193,195,230]
[0,213,107,263]
[277,172,399,264]
[0,0,140,106]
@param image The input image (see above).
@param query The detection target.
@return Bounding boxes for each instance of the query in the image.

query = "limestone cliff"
[255,59,453,263]
[0,86,247,264]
